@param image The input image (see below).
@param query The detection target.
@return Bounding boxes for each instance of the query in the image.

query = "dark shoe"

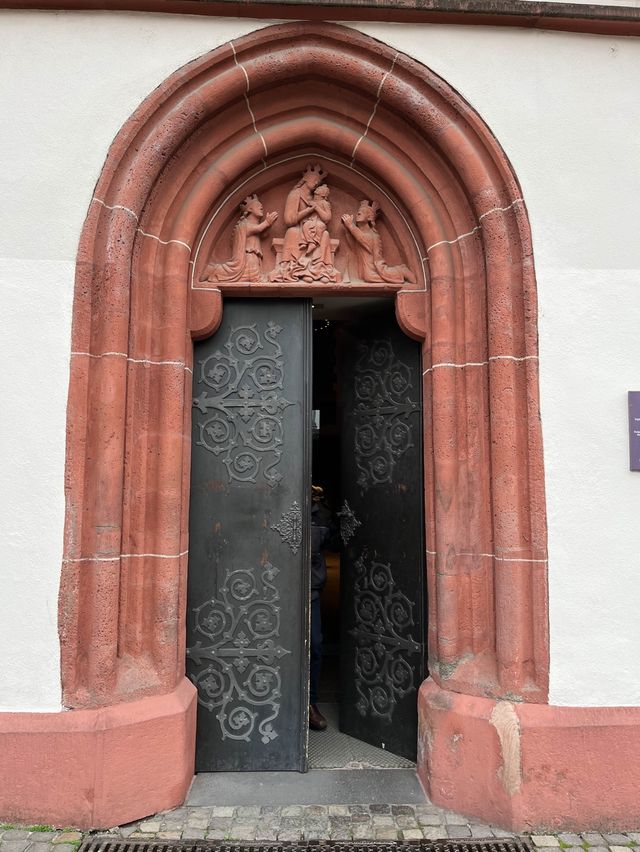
[309,703,327,731]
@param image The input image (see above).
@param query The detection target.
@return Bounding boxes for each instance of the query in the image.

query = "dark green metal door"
[338,318,426,761]
[187,299,312,771]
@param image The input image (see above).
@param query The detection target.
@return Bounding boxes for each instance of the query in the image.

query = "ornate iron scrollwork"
[338,499,361,546]
[351,549,421,722]
[187,559,290,745]
[193,321,292,486]
[352,339,418,490]
[271,500,303,554]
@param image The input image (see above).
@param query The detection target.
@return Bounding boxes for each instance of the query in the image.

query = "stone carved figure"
[200,194,278,284]
[270,164,342,283]
[341,201,416,285]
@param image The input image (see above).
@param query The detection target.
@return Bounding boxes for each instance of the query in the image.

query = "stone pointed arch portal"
[58,23,549,828]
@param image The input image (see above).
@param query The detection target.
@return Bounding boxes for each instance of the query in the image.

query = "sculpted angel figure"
[270,164,341,283]
[200,194,277,284]
[341,200,416,285]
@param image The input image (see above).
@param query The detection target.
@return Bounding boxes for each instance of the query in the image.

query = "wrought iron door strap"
[352,339,418,489]
[193,321,292,486]
[338,499,361,546]
[187,558,290,745]
[271,500,303,554]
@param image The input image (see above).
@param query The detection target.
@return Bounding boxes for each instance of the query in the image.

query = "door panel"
[339,318,426,761]
[187,299,311,771]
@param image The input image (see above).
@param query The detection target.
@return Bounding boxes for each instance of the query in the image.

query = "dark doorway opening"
[310,298,426,769]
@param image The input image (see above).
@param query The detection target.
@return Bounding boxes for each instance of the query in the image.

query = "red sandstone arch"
[59,18,548,817]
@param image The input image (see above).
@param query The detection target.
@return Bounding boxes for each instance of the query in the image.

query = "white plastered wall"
[0,11,638,710]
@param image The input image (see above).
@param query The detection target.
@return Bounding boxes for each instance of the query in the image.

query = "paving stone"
[160,823,184,832]
[563,847,585,852]
[205,830,226,840]
[328,805,350,816]
[392,806,416,816]
[281,818,303,829]
[444,811,468,826]
[606,836,633,846]
[156,832,182,840]
[185,820,209,830]
[447,825,472,838]
[31,834,58,842]
[208,819,232,830]
[353,825,374,840]
[416,803,445,815]
[229,826,256,841]
[118,826,137,838]
[281,807,302,818]
[559,834,583,846]
[628,836,640,845]
[188,809,210,819]
[584,847,608,852]
[27,843,55,852]
[329,816,351,827]
[582,834,606,846]
[237,807,262,818]
[532,836,561,847]
[137,822,161,833]
[1,834,30,842]
[254,828,279,841]
[128,833,154,839]
[52,845,78,852]
[402,830,424,841]
[305,806,327,817]
[330,829,352,840]
[374,828,399,840]
[370,804,391,814]
[610,846,634,852]
[351,814,371,825]
[422,827,447,841]
[397,816,419,829]
[182,829,206,840]
[259,807,280,816]
[470,824,494,838]
[279,831,303,841]
[372,816,395,827]
[349,806,369,815]
[492,828,516,838]
[418,813,445,827]
[211,807,235,818]
[0,842,30,852]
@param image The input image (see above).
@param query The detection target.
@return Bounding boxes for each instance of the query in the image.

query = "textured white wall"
[0,11,638,710]
[350,24,640,706]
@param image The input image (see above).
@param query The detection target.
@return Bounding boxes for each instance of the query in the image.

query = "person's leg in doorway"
[309,594,327,730]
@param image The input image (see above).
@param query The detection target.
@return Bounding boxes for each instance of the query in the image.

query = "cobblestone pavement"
[2,806,640,852]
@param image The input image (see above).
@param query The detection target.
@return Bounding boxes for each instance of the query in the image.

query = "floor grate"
[80,840,532,852]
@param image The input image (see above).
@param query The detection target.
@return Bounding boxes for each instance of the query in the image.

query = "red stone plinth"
[0,678,196,829]
[419,678,640,832]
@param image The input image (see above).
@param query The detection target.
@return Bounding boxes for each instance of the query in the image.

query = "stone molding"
[2,0,639,37]
[60,22,549,716]
[419,680,640,831]
[0,678,196,828]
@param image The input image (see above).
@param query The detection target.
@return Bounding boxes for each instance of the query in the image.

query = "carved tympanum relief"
[198,163,417,286]
[200,194,278,284]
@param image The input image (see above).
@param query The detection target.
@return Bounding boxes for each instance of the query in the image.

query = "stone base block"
[0,677,196,829]
[419,678,640,832]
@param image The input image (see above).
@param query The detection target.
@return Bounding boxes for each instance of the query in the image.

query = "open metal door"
[187,299,312,771]
[338,316,426,761]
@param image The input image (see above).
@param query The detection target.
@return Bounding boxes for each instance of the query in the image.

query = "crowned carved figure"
[270,163,342,284]
[341,201,416,285]
[200,194,278,284]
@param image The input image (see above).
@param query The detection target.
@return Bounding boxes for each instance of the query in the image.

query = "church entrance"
[187,296,426,772]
